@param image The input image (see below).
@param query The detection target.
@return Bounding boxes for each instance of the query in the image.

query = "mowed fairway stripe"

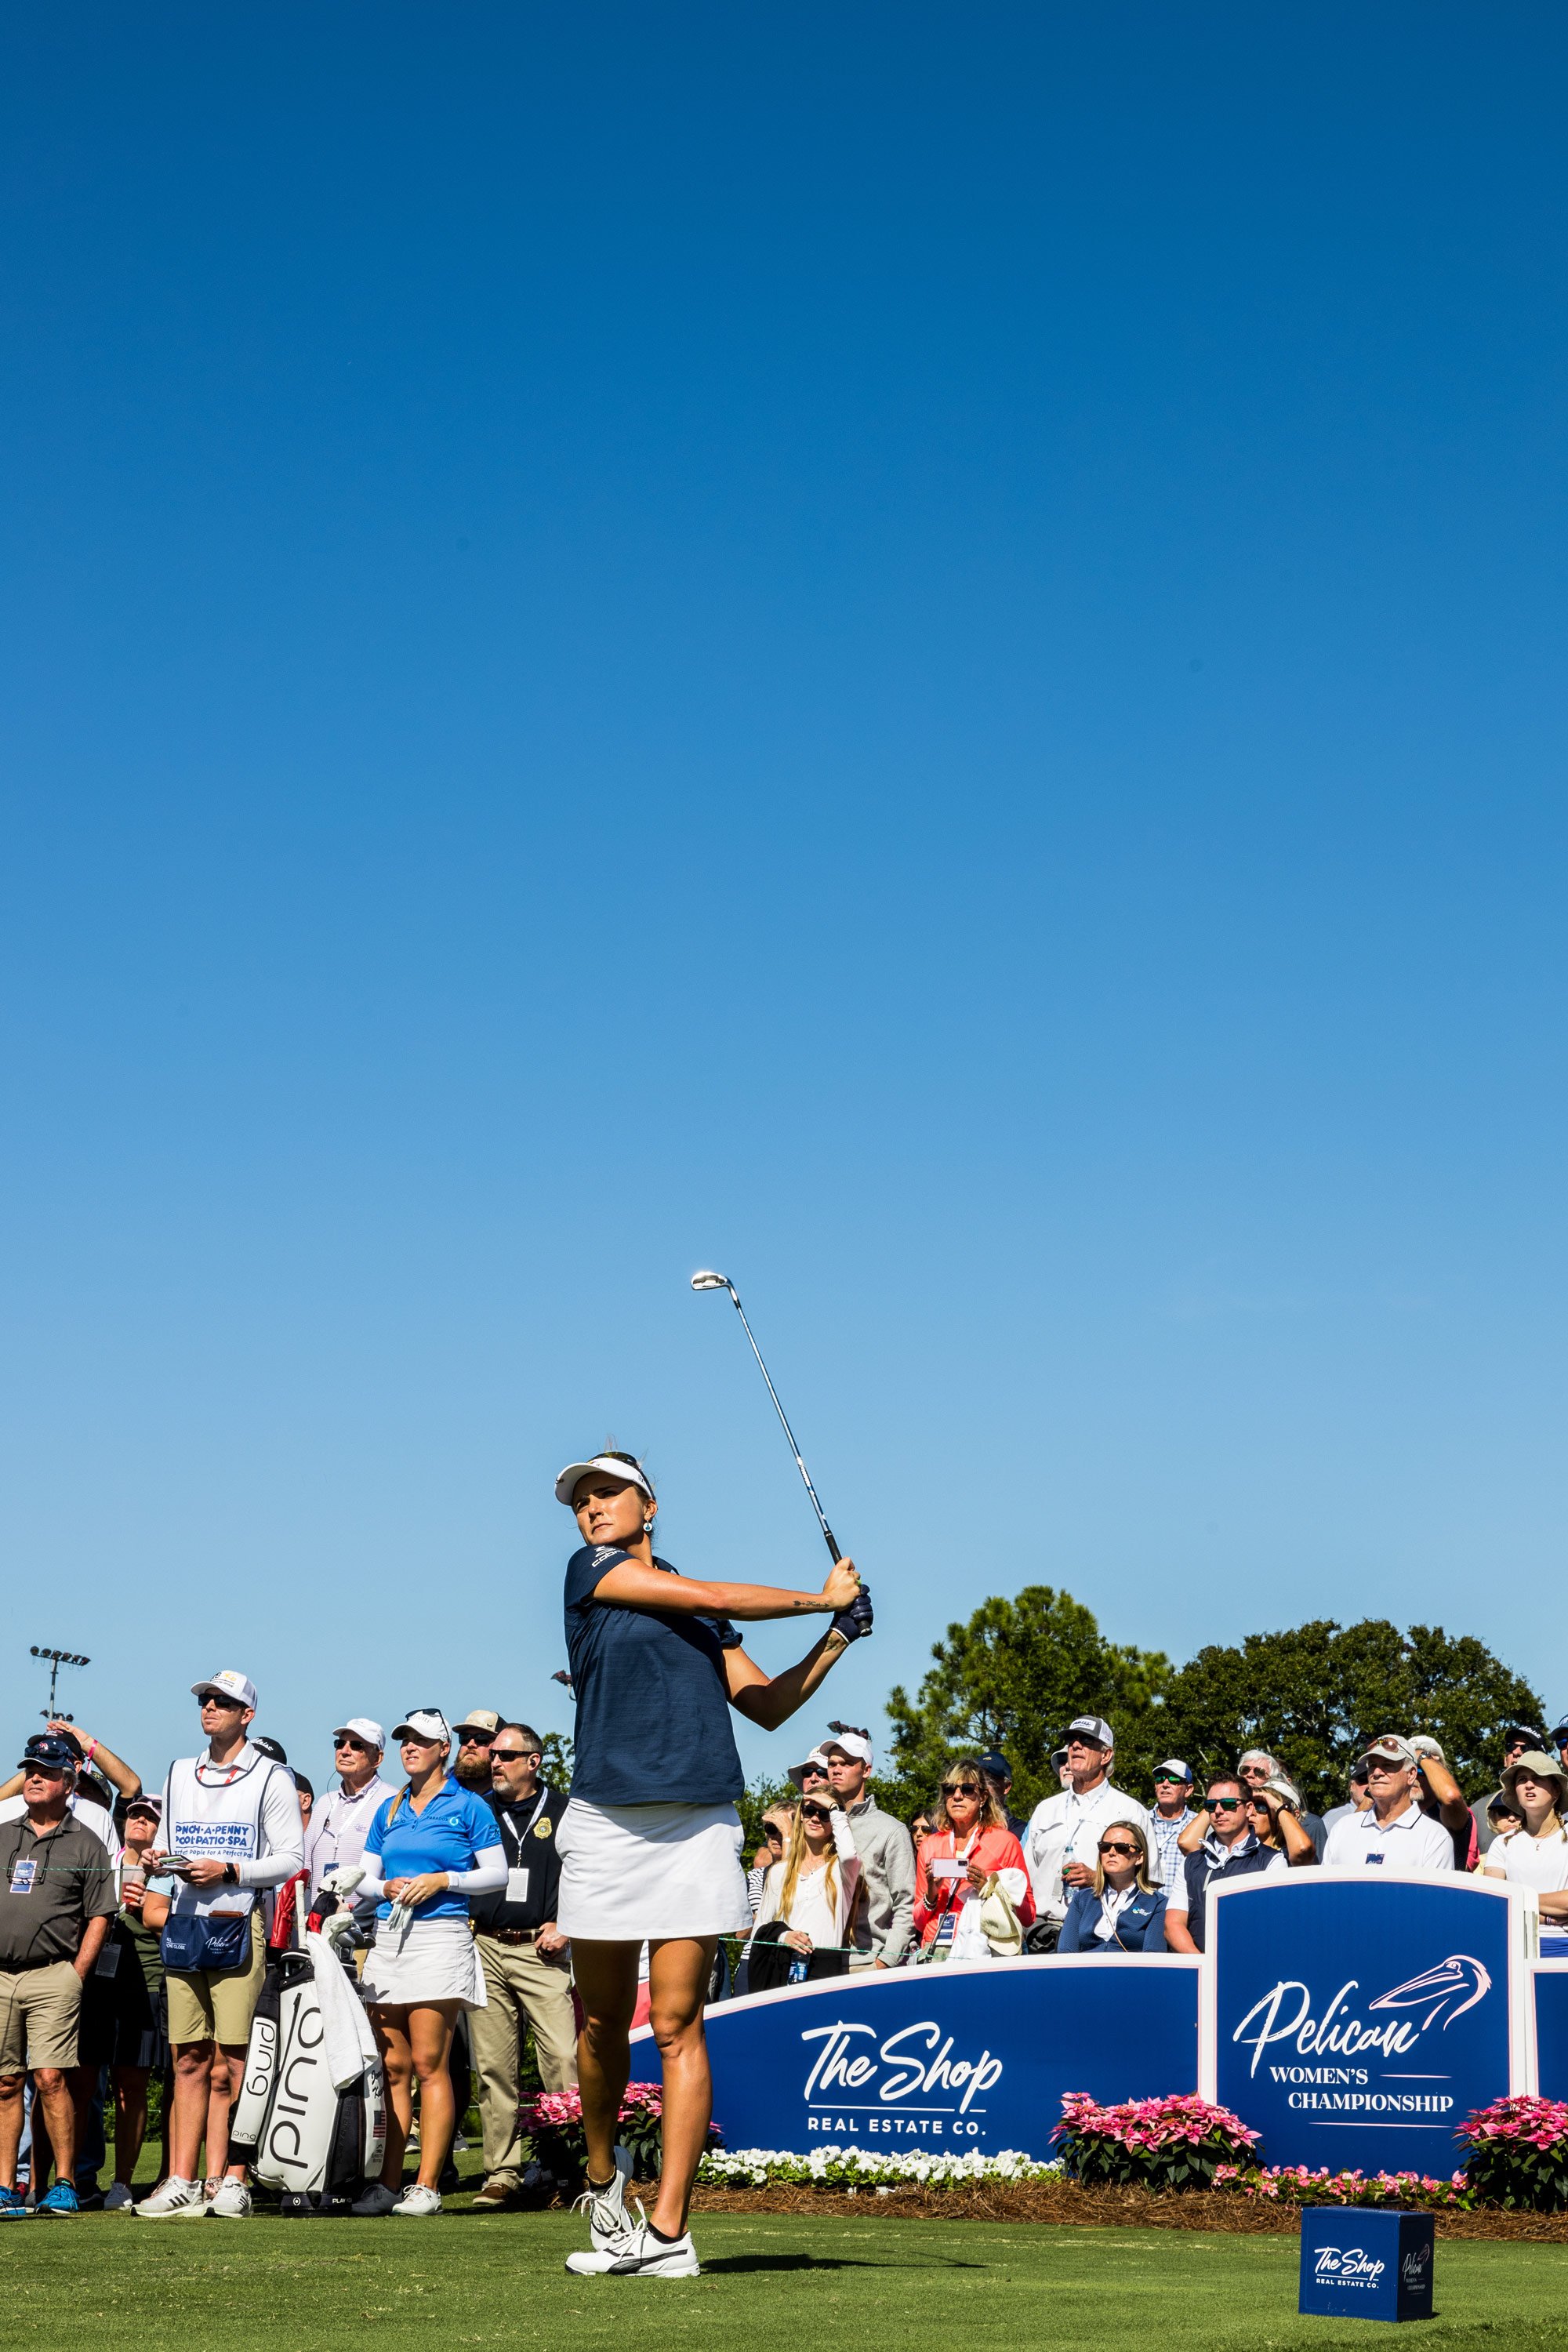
[1,2215,1566,2350]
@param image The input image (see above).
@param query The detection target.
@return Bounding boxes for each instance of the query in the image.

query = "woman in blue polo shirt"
[553,1450,872,2281]
[350,1710,504,2219]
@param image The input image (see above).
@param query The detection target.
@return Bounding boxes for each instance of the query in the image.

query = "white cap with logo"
[334,1718,386,1751]
[192,1668,258,1710]
[394,1709,452,1745]
[822,1729,873,1767]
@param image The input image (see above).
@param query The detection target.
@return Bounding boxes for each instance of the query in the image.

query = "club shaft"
[728,1290,841,1562]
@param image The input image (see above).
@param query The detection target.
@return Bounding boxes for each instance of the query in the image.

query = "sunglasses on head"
[941,1781,982,1798]
[1098,1840,1138,1857]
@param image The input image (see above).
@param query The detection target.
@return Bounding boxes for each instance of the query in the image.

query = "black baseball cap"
[19,1732,78,1774]
[978,1751,1012,1783]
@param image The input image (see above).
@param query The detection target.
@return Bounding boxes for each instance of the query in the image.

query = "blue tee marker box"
[1299,2208,1436,2321]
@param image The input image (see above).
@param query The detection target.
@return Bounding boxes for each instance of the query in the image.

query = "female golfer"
[350,1711,505,2216]
[555,1450,872,2279]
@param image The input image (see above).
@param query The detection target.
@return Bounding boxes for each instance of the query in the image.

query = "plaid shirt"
[1147,1806,1196,1894]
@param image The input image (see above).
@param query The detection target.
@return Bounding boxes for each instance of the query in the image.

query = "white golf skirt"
[361,1915,488,2010]
[557,1798,752,1940]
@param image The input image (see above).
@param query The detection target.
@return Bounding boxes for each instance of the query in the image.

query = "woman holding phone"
[554,1450,872,2281]
[350,1711,505,2217]
[753,1790,861,1978]
[912,1758,1033,1959]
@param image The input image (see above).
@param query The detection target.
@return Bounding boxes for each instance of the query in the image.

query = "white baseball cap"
[333,1718,385,1751]
[555,1454,655,1506]
[1066,1715,1113,1748]
[788,1748,832,1789]
[822,1730,873,1768]
[192,1668,257,1710]
[1154,1758,1192,1783]
[394,1709,452,1744]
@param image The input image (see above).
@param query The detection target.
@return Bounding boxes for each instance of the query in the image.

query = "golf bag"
[230,1933,385,2215]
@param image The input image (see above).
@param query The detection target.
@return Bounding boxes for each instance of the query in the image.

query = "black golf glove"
[829,1581,873,1644]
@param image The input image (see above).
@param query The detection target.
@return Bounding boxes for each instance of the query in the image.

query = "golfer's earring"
[642,1516,655,1534]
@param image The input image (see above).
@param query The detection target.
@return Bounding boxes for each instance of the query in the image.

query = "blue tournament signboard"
[633,1957,1200,2158]
[1534,1963,1568,2098]
[1207,1875,1528,2176]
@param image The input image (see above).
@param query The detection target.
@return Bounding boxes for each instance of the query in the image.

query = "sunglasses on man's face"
[1153,1773,1186,1785]
[459,1732,494,1748]
[1207,1796,1245,1811]
[941,1782,982,1798]
[335,1737,370,1752]
[1098,1841,1138,1857]
[491,1748,535,1765]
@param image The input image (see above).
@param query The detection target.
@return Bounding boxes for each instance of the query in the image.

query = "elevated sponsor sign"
[1534,1961,1568,2099]
[1205,1873,1533,2175]
[633,1956,1200,2158]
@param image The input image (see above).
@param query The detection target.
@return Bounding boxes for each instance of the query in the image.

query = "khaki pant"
[470,1934,578,2183]
[165,1911,266,2047]
[0,1962,82,2071]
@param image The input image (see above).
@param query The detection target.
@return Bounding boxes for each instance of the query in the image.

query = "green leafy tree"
[1149,1620,1542,1813]
[883,1585,1171,1818]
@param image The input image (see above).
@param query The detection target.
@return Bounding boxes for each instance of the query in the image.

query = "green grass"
[2,2210,1566,2351]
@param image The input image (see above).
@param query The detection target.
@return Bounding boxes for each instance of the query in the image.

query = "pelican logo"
[1232,1955,1491,2078]
[1367,1955,1490,2031]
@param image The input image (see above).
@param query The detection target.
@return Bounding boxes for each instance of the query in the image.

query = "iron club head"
[690,1270,732,1291]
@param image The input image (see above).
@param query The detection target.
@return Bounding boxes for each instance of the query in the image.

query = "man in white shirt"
[138,1668,303,2222]
[1024,1715,1151,1932]
[1322,1737,1457,1877]
[303,1719,396,1911]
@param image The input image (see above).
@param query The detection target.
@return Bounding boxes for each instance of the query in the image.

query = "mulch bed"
[684,2180,1568,2242]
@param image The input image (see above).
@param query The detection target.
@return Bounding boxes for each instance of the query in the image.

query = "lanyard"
[497,1790,549,1863]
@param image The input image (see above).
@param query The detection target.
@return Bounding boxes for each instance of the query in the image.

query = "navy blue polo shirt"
[564,1547,746,1808]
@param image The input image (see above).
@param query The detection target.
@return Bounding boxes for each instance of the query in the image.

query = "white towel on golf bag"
[306,1929,380,2089]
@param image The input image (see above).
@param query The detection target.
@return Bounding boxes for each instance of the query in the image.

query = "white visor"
[556,1456,655,1507]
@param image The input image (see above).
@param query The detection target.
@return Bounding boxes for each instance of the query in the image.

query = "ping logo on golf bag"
[237,1948,384,2208]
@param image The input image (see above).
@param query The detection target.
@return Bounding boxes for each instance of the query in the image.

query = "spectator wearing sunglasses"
[304,1720,397,1918]
[1163,1775,1287,1953]
[753,1792,862,1976]
[1023,1715,1152,1936]
[912,1762,1033,1960]
[1058,1820,1167,1953]
[1146,1760,1196,1895]
[452,1711,503,1794]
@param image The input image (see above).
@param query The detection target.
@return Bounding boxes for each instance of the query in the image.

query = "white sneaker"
[392,2183,441,2217]
[136,2178,207,2220]
[209,2179,252,2219]
[350,2183,397,2217]
[569,2146,634,2256]
[103,2183,135,2213]
[601,2221,701,2278]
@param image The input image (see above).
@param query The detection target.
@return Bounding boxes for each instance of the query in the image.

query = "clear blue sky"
[4,5,1566,1795]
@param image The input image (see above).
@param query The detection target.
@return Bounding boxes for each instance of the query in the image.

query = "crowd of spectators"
[0,1676,1564,2217]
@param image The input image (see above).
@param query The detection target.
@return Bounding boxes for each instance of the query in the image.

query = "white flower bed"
[698,2144,1061,2189]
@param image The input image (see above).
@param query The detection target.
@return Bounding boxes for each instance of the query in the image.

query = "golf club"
[691,1269,844,1566]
